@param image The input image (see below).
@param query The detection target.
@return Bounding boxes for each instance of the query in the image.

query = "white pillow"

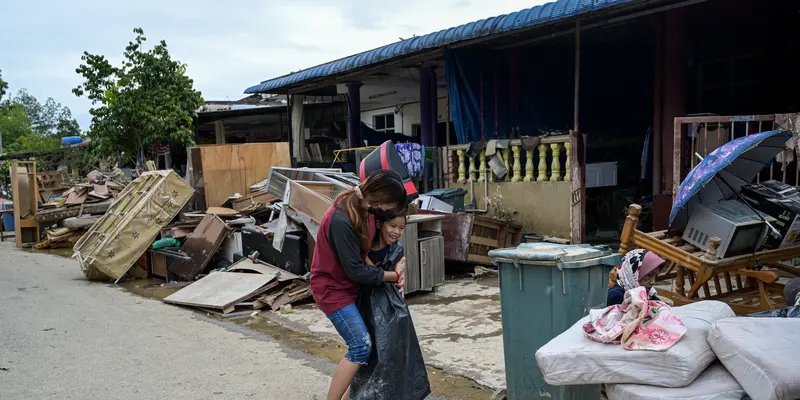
[708,317,800,400]
[606,363,744,400]
[535,301,734,387]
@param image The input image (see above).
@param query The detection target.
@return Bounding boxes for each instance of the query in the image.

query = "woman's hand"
[394,257,406,290]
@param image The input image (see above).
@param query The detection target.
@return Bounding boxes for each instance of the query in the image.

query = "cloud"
[0,0,544,129]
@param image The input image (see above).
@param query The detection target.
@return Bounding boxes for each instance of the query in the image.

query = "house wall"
[449,181,572,239]
[360,97,448,137]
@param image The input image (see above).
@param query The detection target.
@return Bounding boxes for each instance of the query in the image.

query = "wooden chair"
[620,204,794,315]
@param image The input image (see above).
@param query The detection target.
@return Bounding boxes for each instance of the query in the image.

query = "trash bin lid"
[424,188,466,199]
[488,242,620,268]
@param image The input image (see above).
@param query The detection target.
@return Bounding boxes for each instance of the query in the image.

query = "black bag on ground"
[351,246,431,400]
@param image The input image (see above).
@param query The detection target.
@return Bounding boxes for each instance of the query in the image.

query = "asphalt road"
[0,243,337,400]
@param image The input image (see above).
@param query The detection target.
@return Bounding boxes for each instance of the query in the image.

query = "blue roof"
[244,0,637,94]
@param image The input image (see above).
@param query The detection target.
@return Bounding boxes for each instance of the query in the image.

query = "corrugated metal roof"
[244,0,637,94]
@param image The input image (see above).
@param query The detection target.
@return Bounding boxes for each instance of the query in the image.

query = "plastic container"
[61,136,84,146]
[424,188,467,212]
[1,202,13,232]
[488,242,622,400]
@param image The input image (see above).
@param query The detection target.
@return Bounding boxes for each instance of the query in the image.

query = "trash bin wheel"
[491,389,507,400]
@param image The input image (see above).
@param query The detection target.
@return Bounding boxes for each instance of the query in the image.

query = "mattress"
[708,317,800,400]
[535,300,735,387]
[606,363,744,400]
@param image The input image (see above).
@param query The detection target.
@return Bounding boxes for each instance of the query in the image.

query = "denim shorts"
[326,304,371,365]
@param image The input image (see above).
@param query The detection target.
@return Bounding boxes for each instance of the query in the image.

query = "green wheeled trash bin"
[423,188,467,212]
[488,242,622,400]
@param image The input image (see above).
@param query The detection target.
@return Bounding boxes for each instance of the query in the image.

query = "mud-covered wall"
[449,181,571,238]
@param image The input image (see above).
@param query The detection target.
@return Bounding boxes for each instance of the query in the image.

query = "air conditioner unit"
[682,200,775,259]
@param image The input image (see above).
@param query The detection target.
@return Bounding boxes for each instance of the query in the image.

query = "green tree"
[73,27,203,161]
[11,89,81,138]
[0,70,8,101]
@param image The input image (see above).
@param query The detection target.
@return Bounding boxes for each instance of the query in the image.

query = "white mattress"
[606,363,744,400]
[535,301,735,387]
[708,318,800,400]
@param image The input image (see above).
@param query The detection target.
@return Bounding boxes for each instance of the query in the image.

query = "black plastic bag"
[745,305,800,318]
[351,261,430,399]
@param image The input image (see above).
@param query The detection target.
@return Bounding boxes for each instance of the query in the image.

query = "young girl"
[367,214,407,269]
[607,249,665,306]
[310,170,408,400]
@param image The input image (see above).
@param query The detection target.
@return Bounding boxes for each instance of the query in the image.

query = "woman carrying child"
[309,170,408,400]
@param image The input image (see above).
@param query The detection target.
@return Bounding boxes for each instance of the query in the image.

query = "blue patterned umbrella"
[669,130,792,229]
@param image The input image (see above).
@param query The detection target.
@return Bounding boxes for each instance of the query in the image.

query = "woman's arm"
[329,212,400,285]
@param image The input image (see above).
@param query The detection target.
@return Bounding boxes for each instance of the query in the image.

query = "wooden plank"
[164,272,277,312]
[286,180,332,223]
[197,143,291,207]
[471,235,499,248]
[231,191,277,212]
[228,258,303,282]
[168,215,231,280]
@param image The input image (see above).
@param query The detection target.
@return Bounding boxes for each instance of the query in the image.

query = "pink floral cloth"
[583,287,686,351]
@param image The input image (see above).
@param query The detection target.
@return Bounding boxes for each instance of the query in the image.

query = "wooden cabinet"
[402,214,446,294]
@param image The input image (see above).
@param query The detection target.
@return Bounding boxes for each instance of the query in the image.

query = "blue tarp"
[445,48,575,144]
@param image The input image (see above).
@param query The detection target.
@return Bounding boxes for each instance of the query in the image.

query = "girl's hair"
[335,169,408,250]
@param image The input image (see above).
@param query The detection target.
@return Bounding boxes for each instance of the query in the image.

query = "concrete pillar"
[290,94,306,162]
[346,83,363,147]
[214,120,226,144]
[419,66,434,147]
[429,67,439,146]
[661,9,686,194]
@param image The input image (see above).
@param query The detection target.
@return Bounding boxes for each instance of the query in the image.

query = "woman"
[310,169,408,400]
[607,249,665,306]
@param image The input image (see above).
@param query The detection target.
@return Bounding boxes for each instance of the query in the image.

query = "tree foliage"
[0,70,8,100]
[11,89,81,138]
[73,28,204,161]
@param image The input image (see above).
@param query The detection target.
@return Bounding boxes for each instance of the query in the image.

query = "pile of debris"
[33,168,131,250]
[153,166,357,316]
[67,143,355,317]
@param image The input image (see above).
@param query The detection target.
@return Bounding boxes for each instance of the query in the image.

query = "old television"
[682,200,776,258]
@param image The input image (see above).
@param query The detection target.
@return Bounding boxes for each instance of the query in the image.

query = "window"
[373,113,395,134]
[411,123,421,137]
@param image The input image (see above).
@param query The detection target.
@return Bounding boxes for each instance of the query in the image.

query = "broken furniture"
[241,226,309,276]
[73,170,194,281]
[260,167,356,200]
[164,271,279,314]
[167,214,231,281]
[416,210,523,265]
[620,204,793,315]
[11,161,40,248]
[36,170,70,204]
[401,214,446,295]
[162,257,312,315]
[188,142,292,208]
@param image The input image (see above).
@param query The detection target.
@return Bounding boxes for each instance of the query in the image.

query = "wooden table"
[402,214,446,294]
[620,204,798,315]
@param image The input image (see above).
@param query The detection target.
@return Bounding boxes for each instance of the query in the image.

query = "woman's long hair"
[335,169,407,250]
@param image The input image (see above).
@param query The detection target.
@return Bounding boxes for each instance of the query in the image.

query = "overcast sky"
[0,0,544,129]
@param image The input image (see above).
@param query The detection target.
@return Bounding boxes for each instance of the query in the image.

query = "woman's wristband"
[393,270,400,282]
